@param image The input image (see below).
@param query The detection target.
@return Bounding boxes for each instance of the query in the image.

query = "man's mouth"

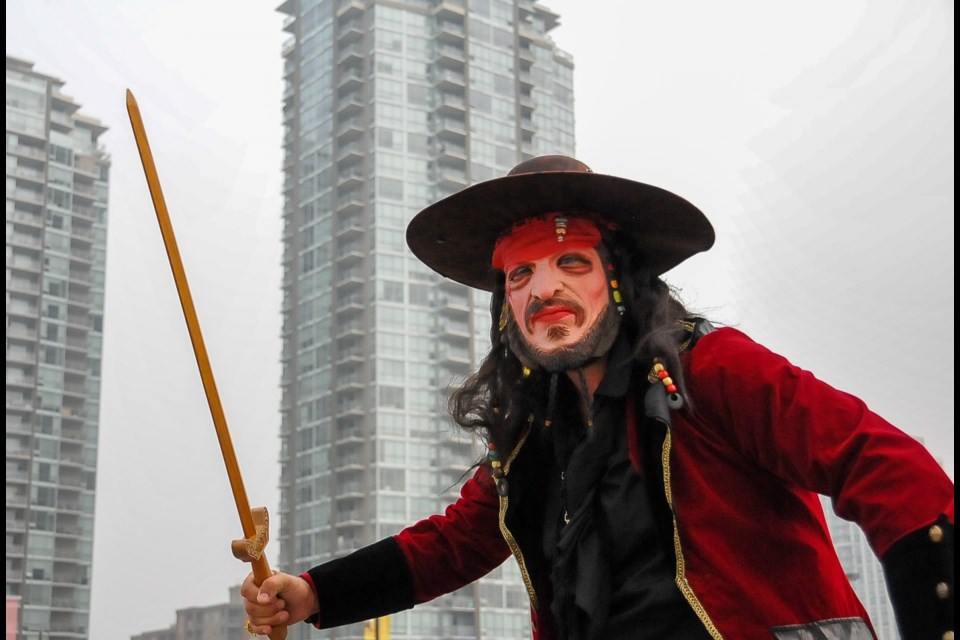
[530,306,576,325]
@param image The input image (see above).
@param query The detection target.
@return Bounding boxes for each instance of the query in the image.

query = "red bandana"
[492,214,602,273]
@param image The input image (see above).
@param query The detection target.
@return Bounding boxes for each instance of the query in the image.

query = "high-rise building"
[6,55,110,640]
[274,0,573,637]
[821,497,901,640]
[130,585,246,640]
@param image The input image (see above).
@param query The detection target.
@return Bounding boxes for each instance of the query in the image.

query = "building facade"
[130,585,245,640]
[6,55,110,640]
[837,525,901,640]
[822,497,901,640]
[274,0,574,637]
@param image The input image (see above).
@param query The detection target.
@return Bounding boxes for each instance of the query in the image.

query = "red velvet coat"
[310,328,955,639]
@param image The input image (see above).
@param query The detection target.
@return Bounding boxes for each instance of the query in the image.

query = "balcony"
[72,182,98,201]
[65,269,93,284]
[337,69,364,92]
[9,144,47,160]
[338,19,364,44]
[432,44,466,70]
[11,166,44,183]
[335,293,365,313]
[336,140,364,164]
[335,351,365,366]
[336,219,365,240]
[67,290,91,307]
[72,205,97,221]
[336,192,365,215]
[8,210,42,227]
[337,166,365,189]
[432,68,465,92]
[337,0,364,20]
[6,374,36,388]
[68,248,93,264]
[336,116,365,143]
[334,378,365,394]
[434,116,467,143]
[11,188,43,205]
[65,335,88,351]
[437,349,471,367]
[437,142,467,168]
[6,277,40,295]
[438,294,469,314]
[434,166,467,191]
[434,93,466,118]
[6,347,36,363]
[436,20,465,45]
[433,0,466,19]
[337,42,364,67]
[437,322,471,339]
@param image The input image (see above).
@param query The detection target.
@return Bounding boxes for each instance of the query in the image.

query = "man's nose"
[530,268,563,301]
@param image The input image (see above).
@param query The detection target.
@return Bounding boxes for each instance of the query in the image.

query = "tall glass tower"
[822,504,902,639]
[5,56,110,640]
[275,1,573,637]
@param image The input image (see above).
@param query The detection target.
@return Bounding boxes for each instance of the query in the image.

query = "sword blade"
[126,89,286,640]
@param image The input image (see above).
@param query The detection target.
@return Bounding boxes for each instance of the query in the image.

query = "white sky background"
[6,1,954,638]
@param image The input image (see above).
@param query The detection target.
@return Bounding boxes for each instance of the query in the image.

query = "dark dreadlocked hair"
[448,226,701,462]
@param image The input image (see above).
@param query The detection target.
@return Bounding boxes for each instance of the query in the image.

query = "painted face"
[504,246,611,361]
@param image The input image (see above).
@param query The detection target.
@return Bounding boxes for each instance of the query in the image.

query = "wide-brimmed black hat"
[406,155,715,291]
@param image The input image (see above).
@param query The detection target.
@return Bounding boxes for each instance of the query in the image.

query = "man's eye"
[508,267,531,281]
[558,254,589,267]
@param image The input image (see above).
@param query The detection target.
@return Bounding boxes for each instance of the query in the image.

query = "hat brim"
[406,171,715,291]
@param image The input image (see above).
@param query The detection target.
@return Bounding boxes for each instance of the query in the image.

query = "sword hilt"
[232,507,270,562]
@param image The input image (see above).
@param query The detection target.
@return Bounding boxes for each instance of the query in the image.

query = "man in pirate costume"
[242,156,954,639]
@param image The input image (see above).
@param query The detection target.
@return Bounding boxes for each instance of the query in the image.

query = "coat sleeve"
[880,514,954,640]
[395,464,512,603]
[302,465,510,629]
[686,327,954,638]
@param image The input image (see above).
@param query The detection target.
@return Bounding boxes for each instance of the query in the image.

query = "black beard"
[508,302,621,372]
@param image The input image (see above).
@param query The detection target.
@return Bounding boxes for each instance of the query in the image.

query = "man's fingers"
[257,574,292,603]
[257,574,280,602]
[249,608,290,630]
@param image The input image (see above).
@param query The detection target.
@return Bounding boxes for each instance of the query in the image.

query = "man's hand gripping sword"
[126,90,286,640]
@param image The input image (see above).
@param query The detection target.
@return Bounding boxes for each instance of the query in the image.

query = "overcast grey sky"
[7,2,953,639]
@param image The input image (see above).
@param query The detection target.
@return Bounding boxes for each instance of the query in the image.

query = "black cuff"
[304,537,416,629]
[881,514,954,640]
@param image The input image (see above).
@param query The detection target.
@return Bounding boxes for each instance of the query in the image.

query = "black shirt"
[539,339,711,639]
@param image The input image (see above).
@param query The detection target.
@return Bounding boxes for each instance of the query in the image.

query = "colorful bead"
[488,442,507,491]
[650,358,684,409]
[555,216,568,242]
[606,264,626,315]
[522,366,531,378]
